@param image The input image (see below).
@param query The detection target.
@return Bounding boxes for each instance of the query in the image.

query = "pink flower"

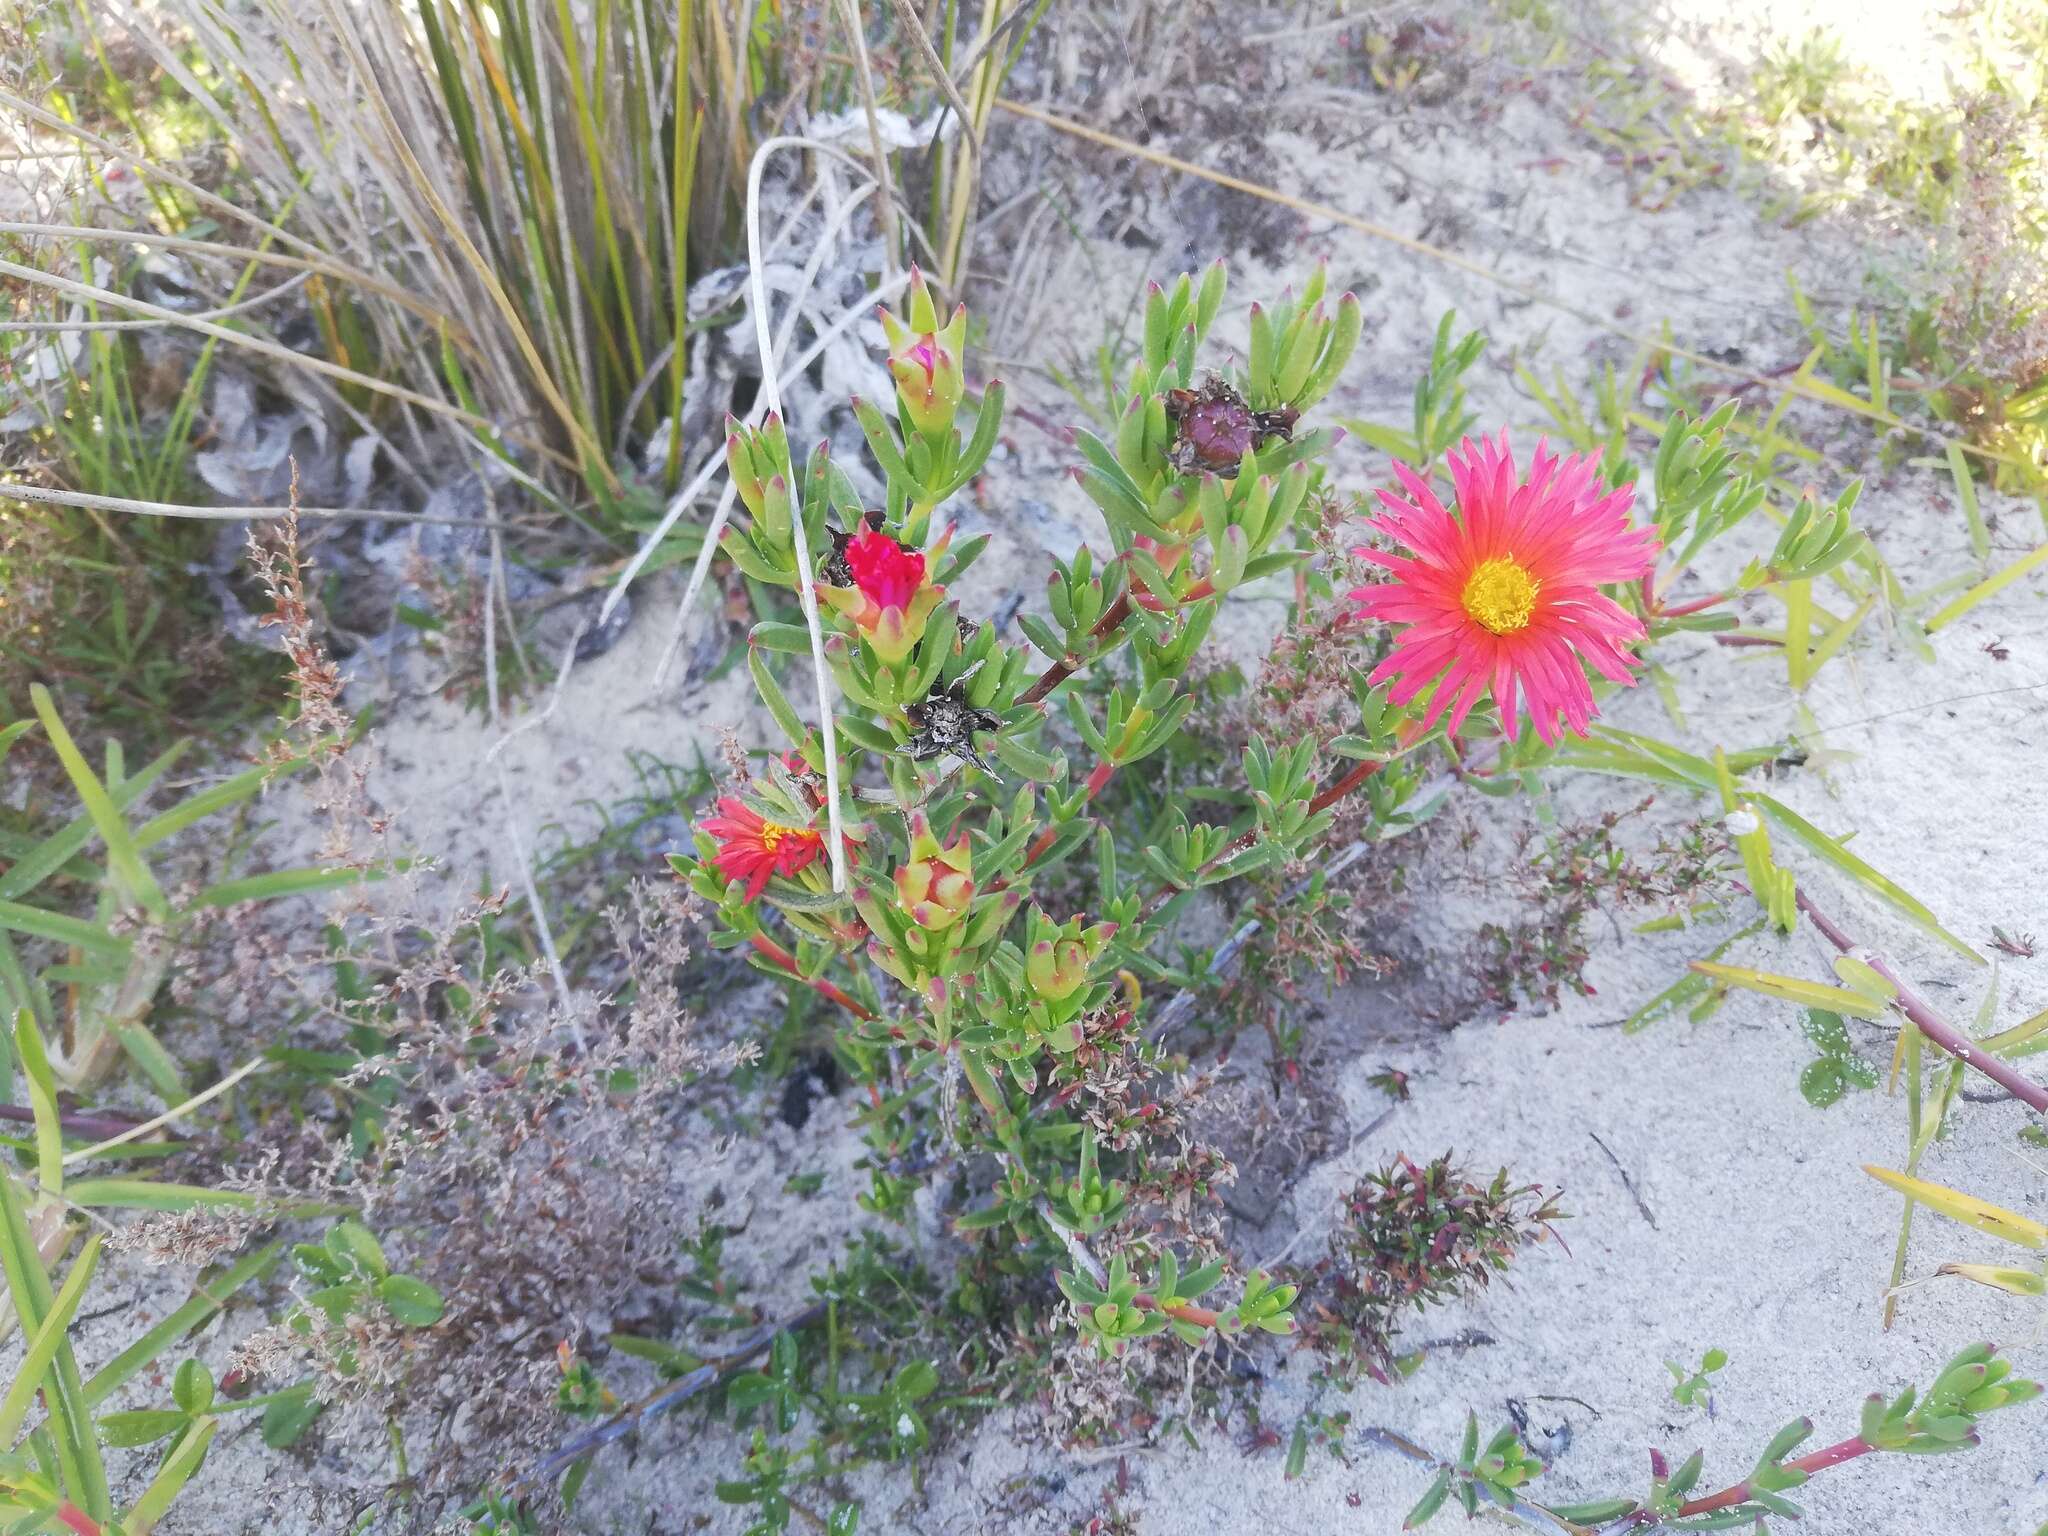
[845,528,926,613]
[700,797,824,901]
[823,528,943,666]
[1348,432,1660,745]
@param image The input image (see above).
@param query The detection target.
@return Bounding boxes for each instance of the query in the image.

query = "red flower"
[825,528,942,665]
[844,529,926,613]
[700,796,824,901]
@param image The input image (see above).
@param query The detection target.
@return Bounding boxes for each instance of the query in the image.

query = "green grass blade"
[0,1234,100,1445]
[1981,1006,2048,1058]
[0,900,129,958]
[0,929,52,1043]
[192,862,392,908]
[26,686,167,921]
[1945,442,1990,563]
[1624,920,1766,1032]
[1803,593,1875,679]
[114,1024,190,1105]
[63,1181,261,1212]
[1782,577,1811,689]
[14,1012,63,1197]
[1749,793,1982,964]
[1689,961,1889,1018]
[122,1415,218,1534]
[1924,539,2048,634]
[0,720,38,772]
[0,1168,110,1520]
[85,1241,285,1408]
[0,741,185,902]
[132,763,285,852]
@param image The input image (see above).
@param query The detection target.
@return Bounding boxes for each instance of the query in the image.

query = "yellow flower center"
[1462,556,1539,634]
[757,821,801,852]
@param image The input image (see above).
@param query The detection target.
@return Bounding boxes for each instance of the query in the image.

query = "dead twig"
[514,1301,829,1493]
[1589,1131,1659,1231]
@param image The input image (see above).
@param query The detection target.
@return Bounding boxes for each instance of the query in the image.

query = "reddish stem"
[0,1103,145,1140]
[1135,1294,1222,1329]
[1658,589,1731,618]
[54,1506,101,1536]
[1307,757,1383,817]
[747,931,875,1021]
[1019,758,1121,868]
[1673,1436,1871,1518]
[1017,571,1218,706]
[1018,592,1132,706]
[1793,890,2048,1113]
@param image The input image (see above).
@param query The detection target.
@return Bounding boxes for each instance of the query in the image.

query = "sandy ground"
[20,0,2048,1532]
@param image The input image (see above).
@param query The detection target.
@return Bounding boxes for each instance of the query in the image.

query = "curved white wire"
[601,177,884,627]
[740,135,883,893]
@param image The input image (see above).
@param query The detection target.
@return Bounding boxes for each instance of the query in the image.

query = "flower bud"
[879,268,967,441]
[894,815,974,931]
[1024,908,1114,1003]
[820,527,942,666]
[726,414,790,525]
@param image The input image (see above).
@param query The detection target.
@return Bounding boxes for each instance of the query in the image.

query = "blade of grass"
[27,686,165,921]
[1864,1166,2048,1249]
[1782,577,1811,689]
[15,1013,64,1198]
[1688,961,1888,1018]
[1802,592,1875,679]
[0,740,185,903]
[113,1025,189,1104]
[133,763,293,851]
[0,902,130,959]
[63,1181,261,1211]
[0,1168,110,1521]
[1748,792,1981,963]
[64,1058,267,1168]
[0,1234,101,1445]
[1980,1006,2048,1058]
[1924,539,2048,634]
[1945,441,1990,563]
[121,1416,217,1536]
[83,1240,285,1409]
[191,863,393,908]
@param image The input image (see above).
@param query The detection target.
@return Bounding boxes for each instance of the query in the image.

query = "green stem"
[958,1048,1026,1161]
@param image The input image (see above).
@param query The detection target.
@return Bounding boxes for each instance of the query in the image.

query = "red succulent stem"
[54,1506,101,1536]
[1019,592,1132,706]
[1792,890,2048,1114]
[1020,758,1121,868]
[1017,571,1219,707]
[1136,1294,1223,1329]
[1713,633,1782,648]
[1657,589,1732,618]
[0,1103,145,1140]
[1672,1436,1871,1519]
[746,931,875,1021]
